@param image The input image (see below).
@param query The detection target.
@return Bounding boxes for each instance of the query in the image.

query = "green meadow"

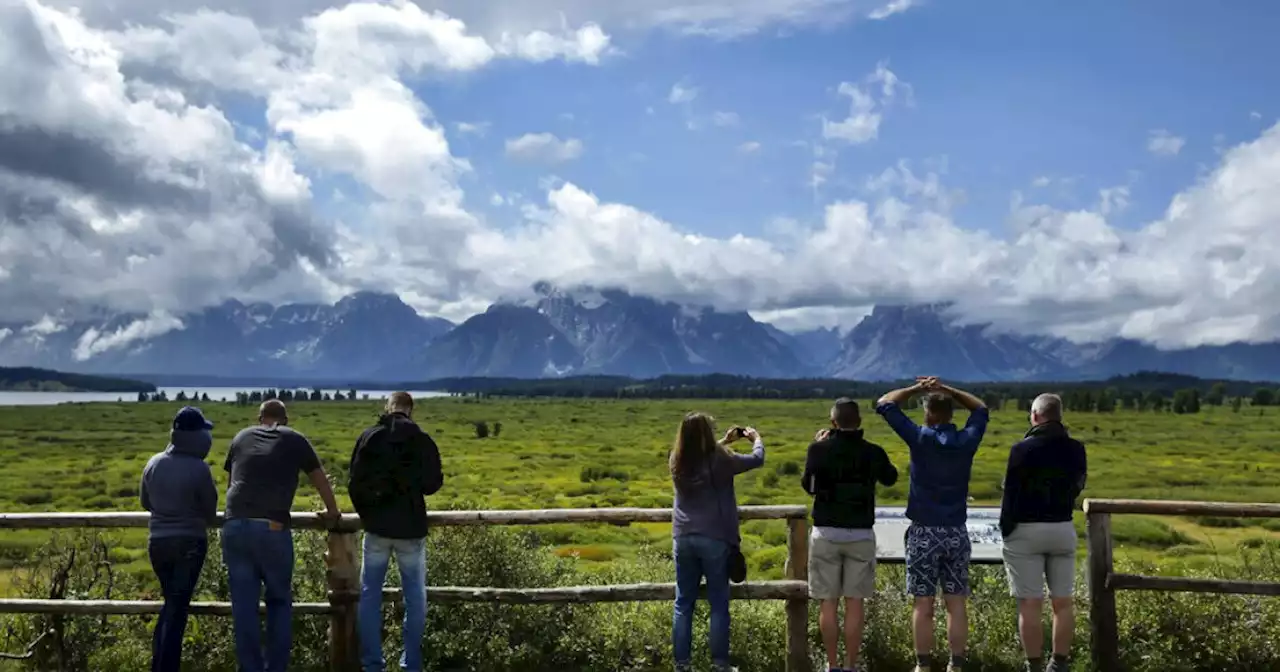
[3,397,1280,670]
[1,397,1279,583]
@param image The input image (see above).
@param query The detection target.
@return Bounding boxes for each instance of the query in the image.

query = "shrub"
[473,421,490,439]
[580,466,630,483]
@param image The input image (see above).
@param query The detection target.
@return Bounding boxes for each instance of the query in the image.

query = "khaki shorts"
[1002,521,1077,598]
[808,536,877,600]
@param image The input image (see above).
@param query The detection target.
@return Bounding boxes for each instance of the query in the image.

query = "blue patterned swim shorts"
[904,524,972,596]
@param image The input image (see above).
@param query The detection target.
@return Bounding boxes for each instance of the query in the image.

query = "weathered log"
[1087,511,1120,672]
[0,581,808,614]
[1109,573,1280,596]
[784,517,812,672]
[1083,499,1280,518]
[0,505,808,531]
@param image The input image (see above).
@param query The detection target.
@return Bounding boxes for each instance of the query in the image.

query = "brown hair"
[923,392,953,420]
[669,412,724,476]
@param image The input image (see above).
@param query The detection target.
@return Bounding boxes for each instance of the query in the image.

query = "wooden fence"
[1085,498,1280,672]
[0,506,813,671]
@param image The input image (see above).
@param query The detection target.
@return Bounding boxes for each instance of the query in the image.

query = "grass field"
[1,396,1279,590]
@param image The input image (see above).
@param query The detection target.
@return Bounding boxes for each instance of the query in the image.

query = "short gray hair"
[1031,393,1063,422]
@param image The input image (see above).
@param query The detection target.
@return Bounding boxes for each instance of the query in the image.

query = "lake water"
[0,387,450,407]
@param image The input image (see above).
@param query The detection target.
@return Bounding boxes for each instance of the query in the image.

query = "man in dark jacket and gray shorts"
[803,398,898,672]
[1000,393,1087,672]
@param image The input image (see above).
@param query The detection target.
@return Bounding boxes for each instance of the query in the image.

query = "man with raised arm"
[875,377,989,672]
[802,398,899,672]
[1000,393,1087,672]
[349,392,444,672]
[222,399,341,672]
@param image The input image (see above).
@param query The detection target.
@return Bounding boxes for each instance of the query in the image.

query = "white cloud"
[0,328,11,345]
[1098,185,1130,216]
[868,0,917,20]
[495,22,612,64]
[21,317,66,337]
[45,0,922,41]
[504,133,585,163]
[1031,176,1052,188]
[751,306,872,333]
[1251,111,1263,121]
[668,82,698,104]
[455,121,490,136]
[73,313,185,361]
[738,141,762,154]
[822,62,908,144]
[1147,129,1186,157]
[712,110,740,127]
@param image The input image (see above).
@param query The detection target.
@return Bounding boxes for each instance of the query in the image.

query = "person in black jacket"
[802,398,899,672]
[999,393,1087,672]
[349,392,444,672]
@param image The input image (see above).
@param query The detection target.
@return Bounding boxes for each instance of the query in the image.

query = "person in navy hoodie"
[140,406,219,672]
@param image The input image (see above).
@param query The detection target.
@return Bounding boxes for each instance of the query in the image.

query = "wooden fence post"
[784,517,810,672]
[326,529,360,672]
[1087,510,1120,672]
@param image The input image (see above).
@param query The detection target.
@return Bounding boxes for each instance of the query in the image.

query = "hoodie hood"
[167,428,212,459]
[379,412,421,441]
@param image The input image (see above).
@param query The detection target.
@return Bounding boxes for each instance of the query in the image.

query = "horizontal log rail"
[0,506,814,671]
[0,505,808,532]
[0,580,809,616]
[1085,498,1280,672]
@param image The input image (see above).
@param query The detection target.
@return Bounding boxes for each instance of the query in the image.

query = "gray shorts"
[1002,521,1077,598]
[808,536,877,599]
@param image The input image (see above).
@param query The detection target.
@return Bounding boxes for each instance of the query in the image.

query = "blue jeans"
[221,519,294,672]
[149,536,207,672]
[358,533,427,672]
[672,534,732,667]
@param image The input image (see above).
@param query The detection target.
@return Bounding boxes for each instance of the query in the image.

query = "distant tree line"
[0,366,155,393]
[136,388,371,404]
[412,371,1280,412]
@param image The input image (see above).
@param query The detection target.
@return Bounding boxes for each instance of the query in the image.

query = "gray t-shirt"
[224,424,321,526]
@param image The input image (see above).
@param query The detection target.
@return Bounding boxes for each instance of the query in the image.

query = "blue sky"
[416,1,1280,238]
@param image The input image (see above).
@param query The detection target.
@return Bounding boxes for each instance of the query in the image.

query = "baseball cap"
[173,406,214,431]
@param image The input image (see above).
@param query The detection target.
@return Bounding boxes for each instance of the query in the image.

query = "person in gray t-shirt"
[221,400,340,672]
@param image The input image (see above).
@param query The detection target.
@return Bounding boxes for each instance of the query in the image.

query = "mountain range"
[2,286,1279,382]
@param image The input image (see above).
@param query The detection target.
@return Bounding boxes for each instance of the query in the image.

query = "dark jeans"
[672,534,732,666]
[149,536,208,672]
[222,518,295,672]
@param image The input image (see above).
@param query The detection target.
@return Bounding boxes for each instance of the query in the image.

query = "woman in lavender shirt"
[669,412,766,672]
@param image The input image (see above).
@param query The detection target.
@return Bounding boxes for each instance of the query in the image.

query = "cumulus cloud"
[1147,129,1185,157]
[822,62,908,144]
[5,0,1280,350]
[504,133,585,163]
[738,141,762,155]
